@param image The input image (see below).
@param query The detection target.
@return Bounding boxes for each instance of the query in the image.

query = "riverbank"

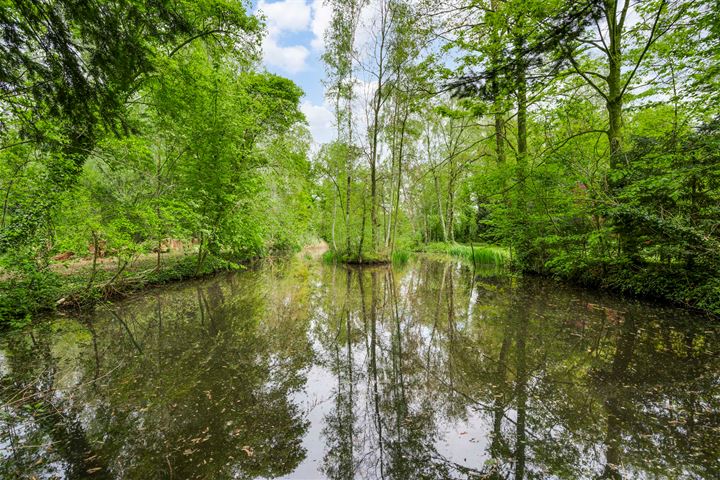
[4,240,716,330]
[529,257,720,318]
[320,242,511,269]
[415,242,719,317]
[0,241,337,329]
[416,242,510,267]
[321,250,394,265]
[0,252,259,329]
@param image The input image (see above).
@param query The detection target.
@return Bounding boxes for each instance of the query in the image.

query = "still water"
[1,257,719,479]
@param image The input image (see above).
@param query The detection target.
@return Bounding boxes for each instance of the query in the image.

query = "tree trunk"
[369,1,389,253]
[606,0,624,169]
[433,173,447,242]
[490,0,506,165]
[331,191,338,251]
[447,166,455,243]
[514,27,530,264]
[345,104,353,254]
[390,108,408,254]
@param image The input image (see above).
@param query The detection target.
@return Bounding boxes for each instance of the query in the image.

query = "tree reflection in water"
[1,263,314,479]
[2,257,719,479]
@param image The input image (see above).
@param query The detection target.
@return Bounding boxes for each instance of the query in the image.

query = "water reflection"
[1,257,719,479]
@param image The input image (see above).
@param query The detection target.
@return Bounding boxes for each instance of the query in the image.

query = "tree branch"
[169,29,228,58]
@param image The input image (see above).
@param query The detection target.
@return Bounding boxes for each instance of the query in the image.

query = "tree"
[323,0,366,256]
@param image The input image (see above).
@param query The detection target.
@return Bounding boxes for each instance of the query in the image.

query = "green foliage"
[391,249,411,265]
[0,6,312,327]
[0,0,261,257]
[3,0,720,326]
[420,243,509,268]
[495,116,720,314]
[0,271,61,325]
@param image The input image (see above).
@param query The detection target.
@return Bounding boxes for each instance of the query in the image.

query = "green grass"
[391,249,411,265]
[321,248,409,266]
[321,250,338,264]
[419,242,510,267]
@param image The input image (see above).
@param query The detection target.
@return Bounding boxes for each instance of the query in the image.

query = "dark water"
[1,257,719,479]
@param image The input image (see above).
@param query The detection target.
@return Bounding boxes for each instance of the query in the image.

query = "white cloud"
[256,0,331,72]
[258,0,312,34]
[310,0,332,51]
[258,0,311,73]
[257,0,313,73]
[301,100,335,145]
[262,36,310,73]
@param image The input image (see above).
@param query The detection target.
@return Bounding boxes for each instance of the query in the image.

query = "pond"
[1,256,719,479]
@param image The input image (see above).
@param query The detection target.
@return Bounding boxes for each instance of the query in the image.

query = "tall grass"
[321,250,338,264]
[391,249,411,265]
[420,242,509,267]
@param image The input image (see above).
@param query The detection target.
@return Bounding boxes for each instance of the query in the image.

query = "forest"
[1,0,720,326]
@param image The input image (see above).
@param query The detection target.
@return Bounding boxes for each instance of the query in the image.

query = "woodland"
[1,0,720,326]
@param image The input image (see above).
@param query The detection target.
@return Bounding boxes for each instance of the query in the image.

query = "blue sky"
[253,0,335,145]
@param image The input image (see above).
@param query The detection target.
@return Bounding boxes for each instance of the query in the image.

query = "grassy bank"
[321,242,510,269]
[321,248,415,267]
[418,242,510,268]
[0,253,252,329]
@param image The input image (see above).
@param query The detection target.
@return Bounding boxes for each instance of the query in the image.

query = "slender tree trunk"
[386,96,400,249]
[490,0,506,165]
[423,212,429,244]
[433,173,447,242]
[346,110,353,254]
[86,231,100,291]
[370,118,379,251]
[514,28,530,263]
[606,0,624,169]
[332,93,342,253]
[369,0,391,253]
[157,239,162,270]
[390,108,408,254]
[331,191,338,251]
[447,162,455,243]
[195,231,205,276]
[495,112,506,164]
[516,42,528,172]
[357,193,367,261]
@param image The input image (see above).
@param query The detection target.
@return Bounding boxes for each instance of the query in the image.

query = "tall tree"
[0,0,260,256]
[324,0,366,255]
